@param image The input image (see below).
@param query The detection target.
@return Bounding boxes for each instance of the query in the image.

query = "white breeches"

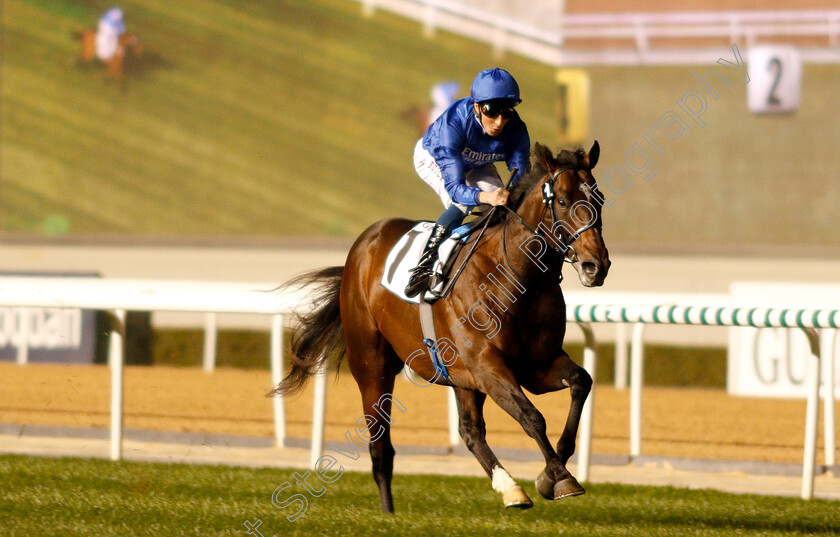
[96,26,119,60]
[413,138,503,213]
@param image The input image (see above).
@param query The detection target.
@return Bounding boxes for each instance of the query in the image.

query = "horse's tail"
[270,266,345,397]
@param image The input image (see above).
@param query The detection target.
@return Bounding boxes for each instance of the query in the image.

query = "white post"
[448,388,459,451]
[422,4,437,38]
[16,308,29,365]
[822,329,836,467]
[630,322,646,458]
[202,312,217,373]
[577,322,597,482]
[361,0,376,18]
[801,328,821,500]
[310,359,328,468]
[270,315,286,447]
[492,27,508,60]
[614,323,628,389]
[109,309,126,461]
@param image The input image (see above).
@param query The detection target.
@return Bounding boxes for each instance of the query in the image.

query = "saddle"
[379,218,483,385]
[380,213,490,304]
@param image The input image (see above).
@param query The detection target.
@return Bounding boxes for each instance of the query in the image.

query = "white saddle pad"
[380,222,465,304]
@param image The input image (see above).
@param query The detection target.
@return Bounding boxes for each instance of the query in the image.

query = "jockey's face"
[473,100,514,137]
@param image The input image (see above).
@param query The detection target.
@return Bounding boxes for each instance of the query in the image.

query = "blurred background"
[2,0,838,247]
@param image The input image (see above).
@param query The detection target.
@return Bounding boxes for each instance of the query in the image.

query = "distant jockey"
[96,7,126,61]
[428,81,461,125]
[405,68,531,298]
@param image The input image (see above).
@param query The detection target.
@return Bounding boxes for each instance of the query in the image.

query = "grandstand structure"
[357,0,840,65]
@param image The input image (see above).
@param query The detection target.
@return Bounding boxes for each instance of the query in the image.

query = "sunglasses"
[480,102,516,120]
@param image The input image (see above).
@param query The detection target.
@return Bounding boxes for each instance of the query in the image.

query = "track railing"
[356,1,840,65]
[0,276,303,461]
[562,292,837,500]
[1,277,836,499]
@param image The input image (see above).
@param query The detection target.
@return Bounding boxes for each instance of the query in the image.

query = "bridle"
[500,165,602,281]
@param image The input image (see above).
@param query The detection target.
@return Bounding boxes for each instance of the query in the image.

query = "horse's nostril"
[582,261,597,276]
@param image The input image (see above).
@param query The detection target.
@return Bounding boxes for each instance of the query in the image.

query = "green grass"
[0,0,561,237]
[3,0,840,248]
[1,454,837,536]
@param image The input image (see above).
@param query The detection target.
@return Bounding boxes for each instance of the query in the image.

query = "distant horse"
[275,142,609,512]
[398,104,433,137]
[75,28,142,81]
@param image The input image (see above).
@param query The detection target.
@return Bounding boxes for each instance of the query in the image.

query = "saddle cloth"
[380,222,470,304]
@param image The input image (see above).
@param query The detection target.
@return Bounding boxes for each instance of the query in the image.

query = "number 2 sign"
[747,45,802,114]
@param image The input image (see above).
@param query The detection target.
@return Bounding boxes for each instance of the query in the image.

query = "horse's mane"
[488,145,587,226]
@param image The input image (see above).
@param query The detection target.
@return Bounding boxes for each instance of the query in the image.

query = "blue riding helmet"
[469,68,521,104]
[101,7,126,33]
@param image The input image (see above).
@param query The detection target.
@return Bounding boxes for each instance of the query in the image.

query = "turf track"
[1,454,839,536]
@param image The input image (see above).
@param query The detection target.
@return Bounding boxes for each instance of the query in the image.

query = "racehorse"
[75,29,142,81]
[274,141,609,512]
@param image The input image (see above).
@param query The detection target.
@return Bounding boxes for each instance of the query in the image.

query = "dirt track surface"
[1,363,836,465]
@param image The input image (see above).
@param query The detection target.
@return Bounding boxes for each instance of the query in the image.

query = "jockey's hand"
[478,188,509,207]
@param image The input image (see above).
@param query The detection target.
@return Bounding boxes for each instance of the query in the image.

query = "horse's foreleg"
[528,351,592,500]
[478,368,584,500]
[453,388,532,509]
[558,362,592,464]
[108,52,125,81]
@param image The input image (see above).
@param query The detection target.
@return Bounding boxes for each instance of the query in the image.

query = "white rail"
[561,291,837,500]
[0,277,305,458]
[1,278,836,499]
[357,1,840,64]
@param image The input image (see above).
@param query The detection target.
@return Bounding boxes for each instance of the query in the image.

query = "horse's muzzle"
[574,256,610,287]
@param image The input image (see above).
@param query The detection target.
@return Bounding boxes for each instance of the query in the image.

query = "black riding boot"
[405,224,448,298]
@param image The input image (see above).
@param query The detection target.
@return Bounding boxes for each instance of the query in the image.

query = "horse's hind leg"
[454,388,532,509]
[347,333,403,513]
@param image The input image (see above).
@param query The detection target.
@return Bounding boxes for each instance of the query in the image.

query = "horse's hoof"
[553,476,585,499]
[535,470,554,500]
[503,484,533,509]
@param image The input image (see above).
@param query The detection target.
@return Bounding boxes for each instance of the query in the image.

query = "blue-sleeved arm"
[432,116,482,206]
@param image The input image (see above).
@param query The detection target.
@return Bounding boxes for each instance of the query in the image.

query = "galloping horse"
[275,141,610,512]
[75,29,142,81]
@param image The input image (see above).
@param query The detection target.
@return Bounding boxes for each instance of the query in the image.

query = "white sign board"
[728,282,840,398]
[747,45,802,114]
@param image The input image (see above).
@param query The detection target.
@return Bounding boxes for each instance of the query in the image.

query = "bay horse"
[75,29,142,81]
[274,141,609,512]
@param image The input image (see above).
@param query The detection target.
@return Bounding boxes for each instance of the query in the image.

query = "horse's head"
[512,141,610,287]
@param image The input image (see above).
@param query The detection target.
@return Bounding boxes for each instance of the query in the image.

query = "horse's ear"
[584,140,600,169]
[533,142,554,170]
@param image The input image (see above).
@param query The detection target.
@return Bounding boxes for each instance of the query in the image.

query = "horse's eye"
[557,199,567,207]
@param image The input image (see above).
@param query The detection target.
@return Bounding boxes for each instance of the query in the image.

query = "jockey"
[405,68,531,298]
[95,7,126,61]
